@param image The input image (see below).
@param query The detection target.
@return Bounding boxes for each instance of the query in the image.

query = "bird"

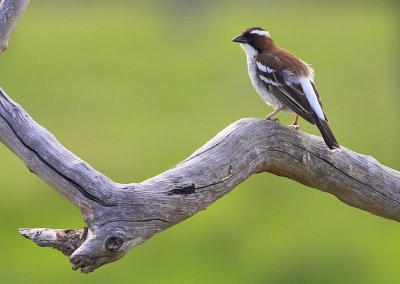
[232,27,339,150]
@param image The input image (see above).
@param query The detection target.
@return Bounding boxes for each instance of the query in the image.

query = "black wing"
[255,60,339,149]
[255,61,316,124]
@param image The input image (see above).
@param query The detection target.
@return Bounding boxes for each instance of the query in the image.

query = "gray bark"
[1,89,399,272]
[0,0,399,274]
[0,0,30,52]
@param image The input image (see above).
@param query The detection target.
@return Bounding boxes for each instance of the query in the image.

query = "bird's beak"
[232,34,248,43]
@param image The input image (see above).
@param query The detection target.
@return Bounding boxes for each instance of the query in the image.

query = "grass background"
[0,0,399,283]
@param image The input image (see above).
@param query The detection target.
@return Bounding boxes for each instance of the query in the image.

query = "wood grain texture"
[0,89,399,272]
[0,0,399,273]
[0,0,30,52]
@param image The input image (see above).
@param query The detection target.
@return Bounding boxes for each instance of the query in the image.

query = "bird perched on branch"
[233,27,339,150]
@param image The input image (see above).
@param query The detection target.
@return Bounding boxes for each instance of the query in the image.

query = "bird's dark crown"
[232,27,274,52]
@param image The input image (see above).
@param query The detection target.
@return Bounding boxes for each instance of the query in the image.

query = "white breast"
[240,44,283,110]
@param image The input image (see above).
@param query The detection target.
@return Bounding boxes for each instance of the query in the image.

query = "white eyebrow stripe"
[256,61,274,73]
[250,30,270,37]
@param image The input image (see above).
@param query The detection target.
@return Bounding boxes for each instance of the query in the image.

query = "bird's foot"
[289,124,299,130]
[265,117,280,123]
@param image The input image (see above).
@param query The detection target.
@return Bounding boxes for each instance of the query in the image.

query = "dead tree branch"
[0,0,30,52]
[0,0,399,274]
[0,89,399,272]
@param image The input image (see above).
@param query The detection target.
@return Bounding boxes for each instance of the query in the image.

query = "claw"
[267,117,280,123]
[290,114,299,129]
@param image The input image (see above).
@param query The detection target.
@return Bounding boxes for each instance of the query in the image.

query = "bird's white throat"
[240,43,258,59]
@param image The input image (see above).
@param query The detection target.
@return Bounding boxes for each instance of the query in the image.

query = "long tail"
[315,118,340,150]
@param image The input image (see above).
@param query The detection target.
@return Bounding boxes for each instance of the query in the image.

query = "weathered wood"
[19,228,87,257]
[0,0,399,274]
[0,0,30,52]
[0,89,399,272]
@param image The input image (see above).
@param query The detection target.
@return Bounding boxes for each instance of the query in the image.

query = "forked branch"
[1,89,399,272]
[0,0,399,274]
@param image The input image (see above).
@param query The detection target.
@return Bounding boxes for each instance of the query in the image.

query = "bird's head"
[232,27,273,57]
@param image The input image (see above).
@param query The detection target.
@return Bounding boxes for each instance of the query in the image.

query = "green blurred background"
[0,0,399,283]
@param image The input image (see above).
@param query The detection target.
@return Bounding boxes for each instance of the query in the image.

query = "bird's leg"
[289,115,300,130]
[265,107,283,122]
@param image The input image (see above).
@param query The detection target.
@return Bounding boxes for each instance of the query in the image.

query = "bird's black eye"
[243,33,251,40]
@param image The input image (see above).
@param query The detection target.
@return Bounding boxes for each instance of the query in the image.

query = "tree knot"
[105,236,123,252]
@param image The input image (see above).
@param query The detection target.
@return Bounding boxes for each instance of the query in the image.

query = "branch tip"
[18,228,86,256]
